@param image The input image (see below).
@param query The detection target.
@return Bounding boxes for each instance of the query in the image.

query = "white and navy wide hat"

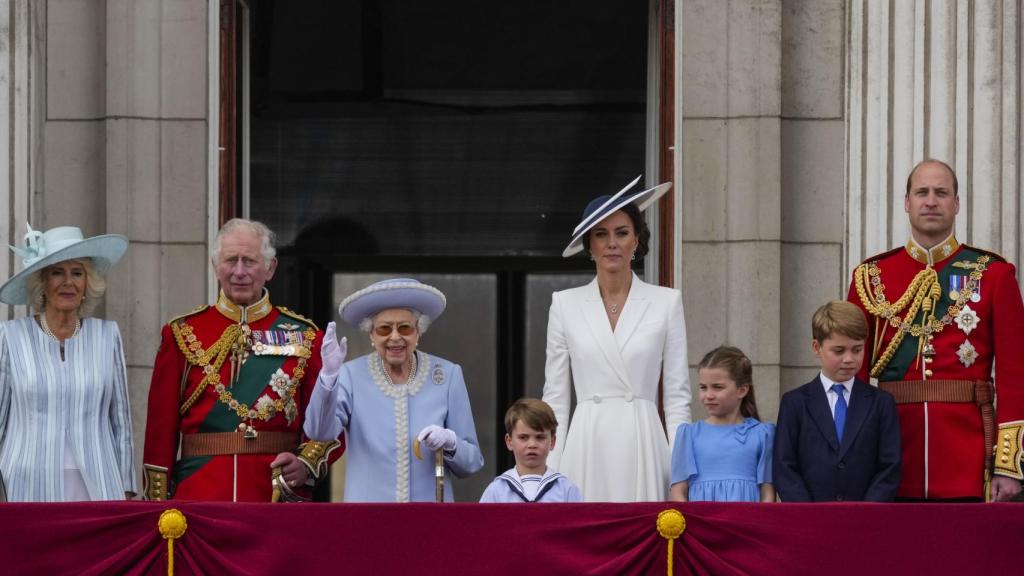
[338,278,447,328]
[0,224,128,305]
[562,176,673,257]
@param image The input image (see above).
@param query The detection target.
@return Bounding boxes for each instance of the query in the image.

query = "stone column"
[0,0,43,320]
[679,0,783,420]
[779,0,847,393]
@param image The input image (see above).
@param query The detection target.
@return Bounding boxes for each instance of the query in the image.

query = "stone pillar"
[0,0,43,319]
[779,0,847,393]
[679,0,783,420]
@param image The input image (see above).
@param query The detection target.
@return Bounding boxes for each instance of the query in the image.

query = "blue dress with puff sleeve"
[670,418,774,502]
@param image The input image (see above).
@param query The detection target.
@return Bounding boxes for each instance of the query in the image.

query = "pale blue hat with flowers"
[338,278,447,328]
[562,176,673,257]
[0,224,128,305]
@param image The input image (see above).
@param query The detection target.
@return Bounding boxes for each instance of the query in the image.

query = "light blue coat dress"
[304,351,484,502]
[0,316,136,501]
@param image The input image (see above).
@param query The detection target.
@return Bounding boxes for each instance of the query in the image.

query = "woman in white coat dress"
[542,177,691,501]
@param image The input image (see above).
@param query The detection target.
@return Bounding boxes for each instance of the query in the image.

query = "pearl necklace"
[380,352,418,386]
[40,314,81,343]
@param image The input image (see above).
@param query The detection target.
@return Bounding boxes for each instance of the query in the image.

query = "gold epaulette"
[297,439,342,480]
[962,244,1008,264]
[166,304,209,326]
[277,306,319,331]
[144,464,170,500]
[994,421,1024,480]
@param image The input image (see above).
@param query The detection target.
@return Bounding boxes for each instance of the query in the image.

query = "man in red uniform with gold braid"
[143,218,343,501]
[848,159,1024,501]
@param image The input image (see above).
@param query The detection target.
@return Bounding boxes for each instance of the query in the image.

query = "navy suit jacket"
[773,376,901,502]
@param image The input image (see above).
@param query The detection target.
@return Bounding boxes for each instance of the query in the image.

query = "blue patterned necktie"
[831,383,847,443]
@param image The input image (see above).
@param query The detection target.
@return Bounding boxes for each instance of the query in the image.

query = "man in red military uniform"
[143,218,342,501]
[848,159,1024,501]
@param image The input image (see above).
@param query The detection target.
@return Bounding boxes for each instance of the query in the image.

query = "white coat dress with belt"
[542,274,690,502]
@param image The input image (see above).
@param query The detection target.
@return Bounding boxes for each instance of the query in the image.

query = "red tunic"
[848,238,1024,498]
[143,292,334,502]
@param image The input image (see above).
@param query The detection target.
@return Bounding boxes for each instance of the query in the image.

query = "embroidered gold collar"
[905,234,960,266]
[215,290,272,323]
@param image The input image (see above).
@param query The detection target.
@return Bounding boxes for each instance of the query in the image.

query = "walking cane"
[414,439,445,503]
[271,466,283,503]
[434,450,445,503]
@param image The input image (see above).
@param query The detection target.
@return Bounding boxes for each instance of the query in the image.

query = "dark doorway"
[247,0,651,500]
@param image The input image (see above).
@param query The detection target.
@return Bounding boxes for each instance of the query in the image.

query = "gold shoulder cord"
[172,321,242,415]
[853,255,989,378]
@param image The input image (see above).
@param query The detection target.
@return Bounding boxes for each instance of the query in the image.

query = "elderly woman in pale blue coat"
[305,278,484,502]
[0,225,136,501]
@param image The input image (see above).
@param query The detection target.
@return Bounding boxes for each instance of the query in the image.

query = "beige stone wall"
[679,0,784,421]
[779,0,847,397]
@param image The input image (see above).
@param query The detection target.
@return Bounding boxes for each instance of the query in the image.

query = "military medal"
[954,305,980,335]
[948,274,964,301]
[957,339,977,367]
[971,278,982,302]
[252,329,309,357]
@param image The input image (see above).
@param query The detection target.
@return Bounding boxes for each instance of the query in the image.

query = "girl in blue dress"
[669,346,775,502]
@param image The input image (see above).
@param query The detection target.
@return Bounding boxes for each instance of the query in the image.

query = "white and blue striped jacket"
[0,316,136,501]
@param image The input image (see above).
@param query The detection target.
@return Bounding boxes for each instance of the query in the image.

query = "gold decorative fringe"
[158,509,188,576]
[656,509,686,575]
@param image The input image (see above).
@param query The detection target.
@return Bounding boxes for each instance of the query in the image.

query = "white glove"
[417,425,457,452]
[320,321,347,380]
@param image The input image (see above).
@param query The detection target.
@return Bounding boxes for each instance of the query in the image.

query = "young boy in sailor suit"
[479,398,582,503]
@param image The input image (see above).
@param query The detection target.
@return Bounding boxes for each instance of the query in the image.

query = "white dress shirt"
[819,372,853,417]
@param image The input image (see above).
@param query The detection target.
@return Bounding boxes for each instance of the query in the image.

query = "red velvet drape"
[0,501,1018,575]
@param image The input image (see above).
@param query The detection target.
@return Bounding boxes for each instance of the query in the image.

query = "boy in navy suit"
[774,300,901,501]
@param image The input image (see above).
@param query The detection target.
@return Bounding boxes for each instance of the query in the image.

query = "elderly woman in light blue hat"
[304,278,484,501]
[542,177,691,502]
[0,225,136,501]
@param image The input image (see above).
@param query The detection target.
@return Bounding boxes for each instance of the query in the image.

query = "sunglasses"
[373,323,416,337]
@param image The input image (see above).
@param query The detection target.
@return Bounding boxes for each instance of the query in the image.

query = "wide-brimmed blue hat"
[338,278,447,327]
[0,224,128,305]
[562,176,673,257]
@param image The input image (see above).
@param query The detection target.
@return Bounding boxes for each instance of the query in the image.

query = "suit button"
[624,392,634,402]
[925,369,933,377]
[837,462,846,469]
[836,495,844,501]
[592,395,602,404]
